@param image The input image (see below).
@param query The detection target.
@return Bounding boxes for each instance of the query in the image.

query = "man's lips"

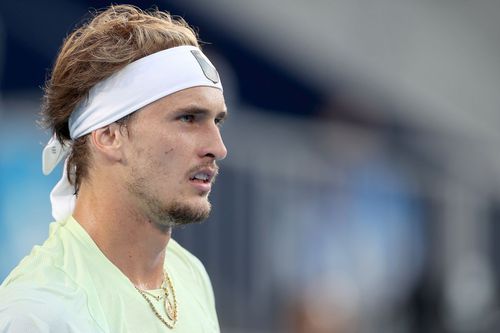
[188,166,218,192]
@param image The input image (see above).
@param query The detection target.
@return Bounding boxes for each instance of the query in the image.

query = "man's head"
[42,4,199,192]
[42,5,227,226]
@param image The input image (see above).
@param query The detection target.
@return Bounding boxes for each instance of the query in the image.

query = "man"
[0,5,226,332]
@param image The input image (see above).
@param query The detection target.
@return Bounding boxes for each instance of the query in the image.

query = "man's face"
[121,86,227,227]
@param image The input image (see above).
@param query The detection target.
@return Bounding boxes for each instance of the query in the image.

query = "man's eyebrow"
[218,110,228,120]
[173,106,228,119]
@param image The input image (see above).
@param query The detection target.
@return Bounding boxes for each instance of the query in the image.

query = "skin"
[72,86,227,290]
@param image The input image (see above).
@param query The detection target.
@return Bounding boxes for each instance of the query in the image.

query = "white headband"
[42,45,223,221]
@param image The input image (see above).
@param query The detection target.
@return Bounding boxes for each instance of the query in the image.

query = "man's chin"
[155,199,211,228]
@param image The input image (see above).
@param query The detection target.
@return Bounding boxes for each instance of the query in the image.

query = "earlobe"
[91,124,124,161]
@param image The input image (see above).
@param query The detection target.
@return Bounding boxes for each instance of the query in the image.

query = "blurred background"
[1,1,500,332]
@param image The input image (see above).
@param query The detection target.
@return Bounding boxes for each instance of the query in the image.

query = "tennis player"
[0,5,226,332]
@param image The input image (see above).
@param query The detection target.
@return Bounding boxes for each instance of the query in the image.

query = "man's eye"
[215,118,225,127]
[179,115,195,123]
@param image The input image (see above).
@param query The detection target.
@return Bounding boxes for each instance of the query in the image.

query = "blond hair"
[41,5,199,192]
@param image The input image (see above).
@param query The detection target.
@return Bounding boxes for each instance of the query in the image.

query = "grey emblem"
[191,50,220,84]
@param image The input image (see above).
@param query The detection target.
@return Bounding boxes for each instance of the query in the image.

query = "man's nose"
[200,125,227,160]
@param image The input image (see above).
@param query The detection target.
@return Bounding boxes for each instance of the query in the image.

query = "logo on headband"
[191,50,220,84]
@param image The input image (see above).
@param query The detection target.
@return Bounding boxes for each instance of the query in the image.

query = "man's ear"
[90,123,125,162]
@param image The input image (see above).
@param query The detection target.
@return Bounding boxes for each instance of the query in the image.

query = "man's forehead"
[142,86,227,115]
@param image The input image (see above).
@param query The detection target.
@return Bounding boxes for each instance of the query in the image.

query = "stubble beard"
[126,179,211,228]
[152,197,211,228]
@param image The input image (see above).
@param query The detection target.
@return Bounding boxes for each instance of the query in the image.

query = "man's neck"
[72,183,171,290]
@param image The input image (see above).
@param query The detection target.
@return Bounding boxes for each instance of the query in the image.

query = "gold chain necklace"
[135,271,178,329]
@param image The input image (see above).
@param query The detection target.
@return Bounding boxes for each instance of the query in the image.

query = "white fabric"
[49,162,76,221]
[42,135,69,176]
[42,45,222,221]
[68,45,222,139]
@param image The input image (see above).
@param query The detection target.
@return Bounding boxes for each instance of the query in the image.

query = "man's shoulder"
[0,286,68,317]
[0,286,94,332]
[1,219,86,289]
[1,239,71,292]
[0,222,97,332]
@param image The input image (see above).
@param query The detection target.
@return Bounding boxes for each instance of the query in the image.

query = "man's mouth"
[190,171,212,183]
[188,167,217,191]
